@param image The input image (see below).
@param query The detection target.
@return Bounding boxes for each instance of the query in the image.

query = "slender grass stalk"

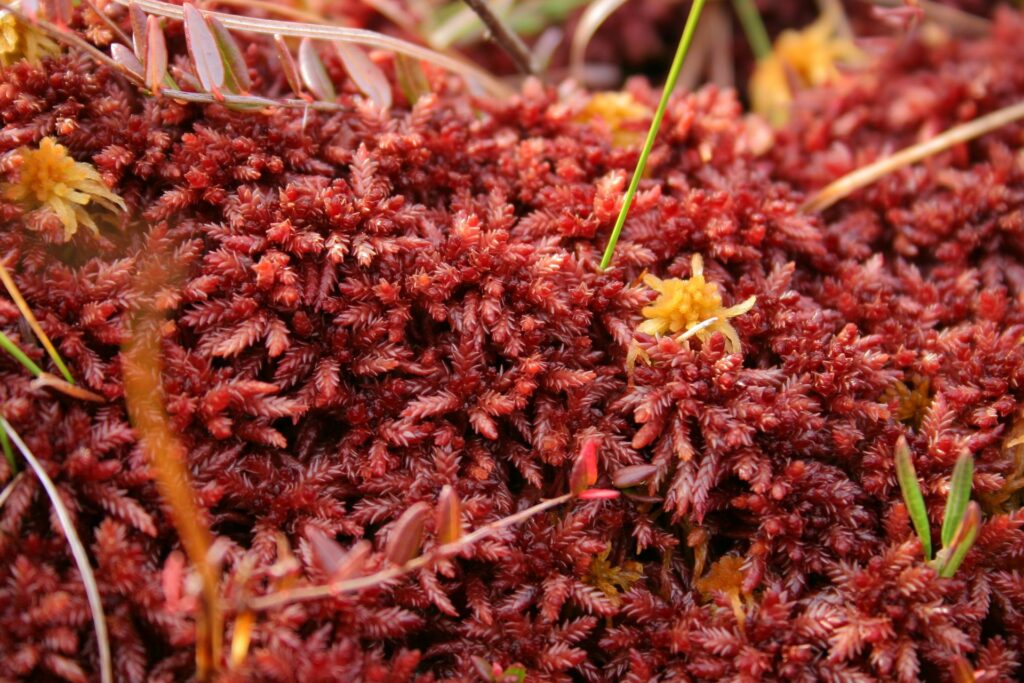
[0,330,44,377]
[0,259,75,383]
[730,0,771,60]
[599,0,708,271]
[0,419,112,683]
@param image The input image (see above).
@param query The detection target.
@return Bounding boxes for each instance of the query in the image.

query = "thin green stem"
[0,428,15,473]
[0,331,43,378]
[599,0,708,271]
[730,0,771,60]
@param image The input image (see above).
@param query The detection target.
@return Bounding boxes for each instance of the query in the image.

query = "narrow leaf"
[208,16,252,93]
[0,427,15,473]
[129,1,148,59]
[941,453,973,549]
[435,485,462,545]
[111,43,144,77]
[394,54,430,105]
[386,502,429,565]
[612,464,657,489]
[182,2,225,98]
[273,35,304,98]
[937,501,981,578]
[894,435,932,560]
[144,15,168,94]
[298,38,336,102]
[0,330,43,377]
[334,42,392,109]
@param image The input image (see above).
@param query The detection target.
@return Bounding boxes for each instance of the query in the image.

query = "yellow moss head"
[0,11,59,67]
[638,254,756,353]
[2,137,126,240]
[750,13,863,126]
[576,92,652,148]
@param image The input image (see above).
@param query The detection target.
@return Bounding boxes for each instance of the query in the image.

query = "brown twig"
[460,0,535,75]
[803,99,1024,213]
[247,492,573,611]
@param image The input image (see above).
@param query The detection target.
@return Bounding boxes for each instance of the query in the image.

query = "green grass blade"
[598,0,708,271]
[894,436,932,560]
[938,501,980,578]
[0,330,44,378]
[941,453,973,549]
[0,427,15,473]
[730,0,771,60]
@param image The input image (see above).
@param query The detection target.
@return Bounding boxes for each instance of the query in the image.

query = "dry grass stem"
[248,492,574,611]
[803,99,1024,212]
[0,258,75,383]
[0,419,112,683]
[460,0,534,74]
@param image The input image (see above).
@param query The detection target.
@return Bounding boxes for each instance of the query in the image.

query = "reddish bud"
[612,464,657,489]
[570,439,599,495]
[435,485,462,545]
[386,502,430,565]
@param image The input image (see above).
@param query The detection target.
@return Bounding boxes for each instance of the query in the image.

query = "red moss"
[1,7,1024,682]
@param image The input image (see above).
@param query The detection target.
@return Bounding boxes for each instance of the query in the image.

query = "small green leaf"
[395,54,430,105]
[894,435,932,561]
[937,501,981,578]
[500,666,526,683]
[207,16,252,94]
[941,453,973,549]
[298,38,337,102]
[273,35,304,99]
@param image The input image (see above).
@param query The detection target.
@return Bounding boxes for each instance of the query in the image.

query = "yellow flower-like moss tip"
[0,11,60,67]
[576,92,652,148]
[2,137,126,241]
[750,12,863,126]
[638,254,755,354]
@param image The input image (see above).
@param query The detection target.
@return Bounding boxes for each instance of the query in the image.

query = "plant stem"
[0,259,75,384]
[1,419,112,683]
[803,99,1024,213]
[599,0,708,271]
[247,493,574,611]
[730,0,771,60]
[460,0,535,74]
[0,330,43,377]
